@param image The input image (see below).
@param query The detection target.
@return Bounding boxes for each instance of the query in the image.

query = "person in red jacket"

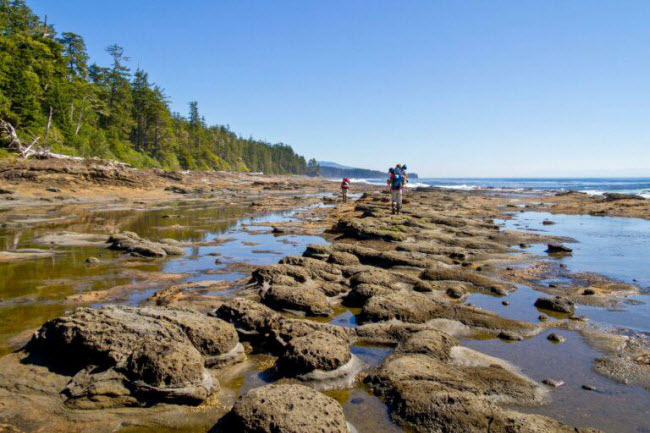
[340,177,350,202]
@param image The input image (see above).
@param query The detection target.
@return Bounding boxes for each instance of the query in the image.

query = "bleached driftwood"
[0,118,129,167]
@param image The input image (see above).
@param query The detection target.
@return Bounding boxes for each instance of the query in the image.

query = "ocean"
[344,177,650,198]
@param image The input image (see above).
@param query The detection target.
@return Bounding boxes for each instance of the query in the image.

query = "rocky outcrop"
[107,231,185,257]
[534,296,576,314]
[345,283,395,306]
[213,297,281,336]
[261,285,333,316]
[364,330,599,433]
[272,318,355,346]
[420,267,513,294]
[361,291,538,337]
[278,331,351,374]
[334,217,407,242]
[546,243,573,254]
[27,305,243,406]
[220,384,350,433]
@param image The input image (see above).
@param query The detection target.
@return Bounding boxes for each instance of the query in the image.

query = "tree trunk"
[0,118,23,152]
[75,110,83,135]
[44,106,53,143]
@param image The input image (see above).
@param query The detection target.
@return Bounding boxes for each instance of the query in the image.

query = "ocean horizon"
[340,177,650,198]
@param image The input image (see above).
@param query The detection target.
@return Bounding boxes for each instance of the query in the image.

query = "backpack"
[391,169,403,188]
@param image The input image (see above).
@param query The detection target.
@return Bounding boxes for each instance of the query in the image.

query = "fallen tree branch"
[0,118,131,168]
[20,137,40,158]
[0,118,23,152]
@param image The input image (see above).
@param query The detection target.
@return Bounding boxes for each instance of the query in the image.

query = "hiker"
[340,177,350,202]
[388,164,405,214]
[401,164,409,202]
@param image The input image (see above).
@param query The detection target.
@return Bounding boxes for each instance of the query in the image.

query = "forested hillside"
[317,161,419,179]
[0,0,306,174]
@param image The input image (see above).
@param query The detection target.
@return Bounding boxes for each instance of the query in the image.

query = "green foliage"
[306,158,321,176]
[0,147,14,159]
[0,0,307,174]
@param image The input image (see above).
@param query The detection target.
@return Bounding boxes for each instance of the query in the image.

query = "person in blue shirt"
[387,164,406,214]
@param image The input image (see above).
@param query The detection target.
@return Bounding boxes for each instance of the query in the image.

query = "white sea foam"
[581,189,605,196]
[435,184,478,190]
[581,189,650,199]
[405,182,430,188]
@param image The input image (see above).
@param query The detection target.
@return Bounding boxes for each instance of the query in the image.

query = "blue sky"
[30,0,650,177]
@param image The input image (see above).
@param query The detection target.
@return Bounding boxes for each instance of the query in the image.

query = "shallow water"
[465,211,650,432]
[0,201,327,355]
[499,211,650,332]
[464,330,650,432]
[2,202,649,432]
[0,199,403,433]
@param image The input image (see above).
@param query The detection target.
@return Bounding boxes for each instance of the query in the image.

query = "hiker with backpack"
[388,164,405,214]
[340,177,350,202]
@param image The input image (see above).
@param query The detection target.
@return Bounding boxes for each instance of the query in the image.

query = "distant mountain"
[317,161,418,179]
[318,161,351,169]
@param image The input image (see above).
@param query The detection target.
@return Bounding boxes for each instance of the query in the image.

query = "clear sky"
[29,0,650,177]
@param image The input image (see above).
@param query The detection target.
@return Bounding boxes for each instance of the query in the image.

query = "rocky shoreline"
[0,160,648,432]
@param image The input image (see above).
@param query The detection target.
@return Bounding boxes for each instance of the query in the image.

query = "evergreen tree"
[306,158,321,176]
[58,32,88,79]
[0,0,307,174]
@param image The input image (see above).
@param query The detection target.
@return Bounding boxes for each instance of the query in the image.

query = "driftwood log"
[0,118,129,167]
[1,118,76,160]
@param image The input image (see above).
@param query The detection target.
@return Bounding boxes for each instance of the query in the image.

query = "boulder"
[64,367,136,409]
[413,280,471,294]
[534,296,576,314]
[361,291,440,323]
[349,268,398,288]
[279,331,351,374]
[160,244,186,256]
[262,285,332,316]
[28,306,223,405]
[316,282,348,296]
[345,283,394,306]
[335,218,407,242]
[394,329,459,360]
[273,318,355,346]
[446,286,466,299]
[134,307,241,366]
[603,192,644,201]
[327,251,360,266]
[303,244,333,260]
[361,291,539,337]
[363,333,598,433]
[213,298,281,335]
[223,384,349,433]
[546,244,573,254]
[250,264,311,287]
[542,379,565,387]
[125,339,213,403]
[420,267,512,294]
[106,231,185,258]
[547,333,566,343]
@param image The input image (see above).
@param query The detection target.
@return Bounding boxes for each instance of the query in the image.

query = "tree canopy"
[0,0,306,174]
